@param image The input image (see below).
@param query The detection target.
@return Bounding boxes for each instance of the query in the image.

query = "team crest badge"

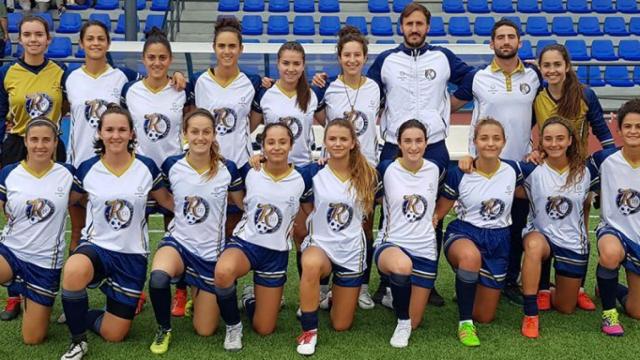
[144,113,171,141]
[520,83,531,95]
[480,198,505,221]
[279,116,303,139]
[25,93,53,118]
[617,188,640,216]
[342,110,369,136]
[212,107,238,135]
[424,69,437,80]
[84,99,109,128]
[183,196,210,224]
[402,194,428,223]
[25,198,55,224]
[104,199,134,230]
[545,195,572,220]
[326,203,354,231]
[254,203,283,234]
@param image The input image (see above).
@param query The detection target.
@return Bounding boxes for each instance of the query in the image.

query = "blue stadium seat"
[89,13,112,32]
[431,40,450,44]
[393,0,411,12]
[492,0,515,13]
[242,38,260,43]
[541,0,565,12]
[467,0,490,13]
[298,39,314,43]
[322,39,337,43]
[371,16,393,36]
[377,39,396,44]
[591,40,617,60]
[577,66,605,86]
[137,0,146,10]
[35,13,54,32]
[95,0,119,10]
[243,0,264,11]
[443,0,465,13]
[66,2,91,10]
[428,16,446,36]
[518,40,534,60]
[115,14,140,34]
[218,0,239,11]
[591,0,615,13]
[268,0,290,12]
[318,0,340,12]
[457,39,476,44]
[57,13,82,34]
[75,46,85,58]
[577,17,603,35]
[449,17,472,36]
[346,16,368,35]
[268,39,287,44]
[618,40,640,60]
[369,0,390,13]
[536,39,557,57]
[4,41,11,57]
[293,16,315,35]
[605,66,633,87]
[242,15,263,35]
[319,16,340,36]
[503,16,523,34]
[517,0,540,13]
[634,67,640,85]
[323,64,340,77]
[46,37,72,58]
[632,18,640,35]
[7,13,22,33]
[526,16,550,36]
[616,0,639,13]
[14,44,23,58]
[552,17,576,35]
[474,16,495,36]
[144,15,165,34]
[566,0,589,12]
[267,15,289,35]
[294,0,315,13]
[604,17,629,36]
[565,39,590,60]
[150,0,170,11]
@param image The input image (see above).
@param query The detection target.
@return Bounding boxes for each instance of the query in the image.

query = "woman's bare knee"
[252,322,276,336]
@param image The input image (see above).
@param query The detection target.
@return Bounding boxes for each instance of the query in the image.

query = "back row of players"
[0,3,638,359]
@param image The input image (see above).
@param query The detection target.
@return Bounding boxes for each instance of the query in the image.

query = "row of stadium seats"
[63,0,170,11]
[441,0,638,14]
[219,0,417,13]
[7,12,165,35]
[577,66,640,87]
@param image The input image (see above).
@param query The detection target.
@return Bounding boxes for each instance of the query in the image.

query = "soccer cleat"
[135,292,147,316]
[60,340,88,360]
[149,327,172,355]
[184,299,193,318]
[171,288,188,317]
[358,284,375,310]
[0,296,21,321]
[458,322,480,347]
[389,319,412,348]
[296,329,318,356]
[521,315,539,339]
[241,285,255,311]
[296,307,302,319]
[224,323,243,351]
[577,290,596,311]
[502,284,524,305]
[372,284,386,304]
[537,290,551,311]
[428,288,445,307]
[319,286,331,310]
[601,309,624,336]
[381,287,394,310]
[57,313,67,324]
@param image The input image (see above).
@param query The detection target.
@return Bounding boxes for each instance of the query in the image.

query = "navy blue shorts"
[158,238,216,294]
[226,237,288,288]
[597,225,640,275]
[543,237,589,278]
[444,220,510,289]
[374,243,437,289]
[330,261,365,288]
[379,139,450,173]
[0,243,61,307]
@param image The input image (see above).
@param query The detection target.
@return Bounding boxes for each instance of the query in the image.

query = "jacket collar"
[399,42,431,57]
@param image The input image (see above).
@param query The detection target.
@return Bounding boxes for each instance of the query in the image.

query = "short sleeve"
[60,163,83,193]
[225,160,244,192]
[118,67,140,82]
[440,165,464,200]
[503,159,524,187]
[452,69,477,102]
[120,80,137,109]
[238,162,252,182]
[0,164,16,202]
[137,155,165,191]
[376,160,393,200]
[298,163,319,203]
[517,161,537,180]
[251,87,267,113]
[75,156,101,194]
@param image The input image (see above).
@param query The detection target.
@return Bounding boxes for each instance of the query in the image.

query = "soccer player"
[591,98,640,337]
[0,118,81,343]
[374,120,443,348]
[296,119,377,355]
[435,118,523,347]
[59,106,173,360]
[148,109,244,354]
[214,123,311,351]
[519,117,596,338]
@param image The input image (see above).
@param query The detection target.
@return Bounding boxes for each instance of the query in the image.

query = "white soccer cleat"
[56,313,66,324]
[390,319,412,348]
[60,341,88,360]
[319,285,330,310]
[358,284,375,310]
[381,287,394,309]
[296,329,318,356]
[224,323,243,351]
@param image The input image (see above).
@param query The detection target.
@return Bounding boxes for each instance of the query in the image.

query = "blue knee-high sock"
[363,237,374,285]
[244,297,256,323]
[175,278,187,291]
[300,310,318,331]
[86,309,105,335]
[149,270,172,330]
[616,283,629,309]
[389,273,411,320]
[455,269,479,322]
[523,295,538,316]
[296,251,303,279]
[62,289,89,343]
[539,258,551,291]
[216,285,240,326]
[596,265,619,311]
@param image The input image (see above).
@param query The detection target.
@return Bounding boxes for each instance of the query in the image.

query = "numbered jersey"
[0,162,78,269]
[163,155,243,262]
[76,155,164,255]
[376,159,442,261]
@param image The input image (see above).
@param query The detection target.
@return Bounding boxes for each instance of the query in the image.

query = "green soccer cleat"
[184,299,194,318]
[458,322,480,347]
[150,327,172,355]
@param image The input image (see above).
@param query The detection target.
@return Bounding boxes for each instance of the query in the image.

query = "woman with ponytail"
[296,119,377,356]
[147,109,244,354]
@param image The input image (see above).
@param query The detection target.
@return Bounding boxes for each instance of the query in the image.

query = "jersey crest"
[183,195,210,224]
[343,110,368,136]
[84,99,110,128]
[326,202,354,231]
[545,195,573,220]
[104,199,134,230]
[480,198,505,221]
[25,198,55,224]
[25,93,53,118]
[254,203,283,234]
[143,113,171,141]
[402,194,428,223]
[279,116,303,139]
[212,107,238,135]
[617,188,640,216]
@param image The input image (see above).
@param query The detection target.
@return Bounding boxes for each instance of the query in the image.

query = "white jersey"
[189,70,260,167]
[0,162,78,269]
[590,148,640,244]
[122,79,187,167]
[454,61,542,161]
[76,154,164,255]
[253,84,318,166]
[442,160,522,228]
[233,164,310,251]
[521,162,595,254]
[302,164,367,273]
[315,77,381,165]
[63,66,139,167]
[162,154,243,262]
[376,159,442,261]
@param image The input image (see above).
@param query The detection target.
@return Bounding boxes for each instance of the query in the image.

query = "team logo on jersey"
[212,107,237,135]
[520,83,531,95]
[616,188,640,216]
[424,69,437,81]
[183,196,210,224]
[25,198,55,224]
[254,203,283,234]
[144,113,171,141]
[84,99,109,128]
[545,195,573,220]
[25,93,53,118]
[402,194,428,223]
[326,203,354,231]
[479,198,505,221]
[342,110,368,136]
[104,199,134,230]
[279,116,303,139]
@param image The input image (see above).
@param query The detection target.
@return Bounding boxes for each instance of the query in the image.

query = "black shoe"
[502,284,524,305]
[0,297,21,321]
[372,285,386,304]
[428,288,445,307]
